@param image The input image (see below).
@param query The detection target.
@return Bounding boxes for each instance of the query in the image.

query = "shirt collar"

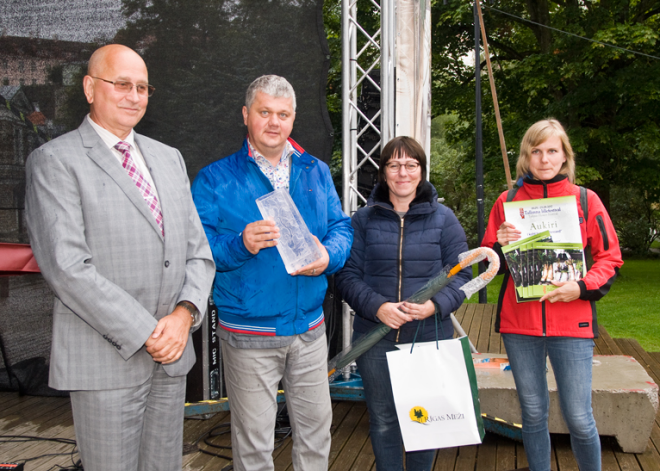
[86,114,136,151]
[247,138,294,166]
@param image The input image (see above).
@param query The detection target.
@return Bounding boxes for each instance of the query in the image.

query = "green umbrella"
[328,247,500,381]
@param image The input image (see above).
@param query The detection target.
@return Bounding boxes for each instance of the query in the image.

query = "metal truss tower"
[340,0,431,352]
[341,0,394,352]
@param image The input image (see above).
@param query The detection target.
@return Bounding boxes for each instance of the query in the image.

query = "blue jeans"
[502,334,601,471]
[354,332,436,471]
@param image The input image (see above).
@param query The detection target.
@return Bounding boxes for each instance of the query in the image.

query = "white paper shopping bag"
[386,336,484,451]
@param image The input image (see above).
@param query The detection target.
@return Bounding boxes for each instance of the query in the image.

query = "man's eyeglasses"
[385,161,420,173]
[91,76,156,97]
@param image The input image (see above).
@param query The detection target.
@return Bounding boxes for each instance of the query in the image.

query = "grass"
[464,260,660,352]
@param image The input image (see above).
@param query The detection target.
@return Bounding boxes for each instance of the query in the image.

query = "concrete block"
[473,353,659,453]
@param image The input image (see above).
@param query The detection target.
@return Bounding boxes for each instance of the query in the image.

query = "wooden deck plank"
[348,436,375,471]
[635,446,660,471]
[553,434,579,471]
[9,414,78,471]
[624,339,660,384]
[612,338,660,471]
[615,448,643,471]
[494,435,516,471]
[454,445,478,471]
[599,326,624,355]
[516,441,529,469]
[458,304,477,343]
[488,305,502,354]
[454,303,468,324]
[433,446,458,471]
[3,304,660,471]
[327,402,367,468]
[0,394,64,429]
[475,433,498,471]
[600,440,621,471]
[1,404,73,463]
[330,403,371,471]
[467,305,485,351]
[0,399,71,460]
[476,305,494,354]
[593,326,613,355]
[182,412,233,470]
[650,419,660,456]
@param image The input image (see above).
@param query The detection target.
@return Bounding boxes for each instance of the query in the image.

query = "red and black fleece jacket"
[481,175,624,338]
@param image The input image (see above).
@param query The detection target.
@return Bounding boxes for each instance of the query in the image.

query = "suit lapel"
[135,134,174,242]
[80,121,164,240]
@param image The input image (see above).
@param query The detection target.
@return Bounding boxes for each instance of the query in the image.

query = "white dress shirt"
[86,114,160,201]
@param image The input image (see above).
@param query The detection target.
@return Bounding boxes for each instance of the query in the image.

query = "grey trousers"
[222,333,332,471]
[69,363,186,471]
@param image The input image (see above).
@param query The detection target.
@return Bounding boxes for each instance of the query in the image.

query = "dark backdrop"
[0,0,333,395]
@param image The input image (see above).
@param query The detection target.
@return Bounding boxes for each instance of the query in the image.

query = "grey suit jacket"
[25,119,215,391]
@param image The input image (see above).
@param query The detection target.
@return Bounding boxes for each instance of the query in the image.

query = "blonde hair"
[516,119,575,183]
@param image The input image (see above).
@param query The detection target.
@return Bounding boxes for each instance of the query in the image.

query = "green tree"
[432,0,660,225]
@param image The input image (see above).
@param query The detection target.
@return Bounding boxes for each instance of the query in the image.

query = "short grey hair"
[245,75,297,111]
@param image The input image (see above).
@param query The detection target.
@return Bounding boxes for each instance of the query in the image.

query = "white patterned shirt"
[248,139,294,191]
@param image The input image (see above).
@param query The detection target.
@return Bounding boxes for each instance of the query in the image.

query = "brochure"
[501,196,586,302]
[501,231,552,302]
[503,196,581,242]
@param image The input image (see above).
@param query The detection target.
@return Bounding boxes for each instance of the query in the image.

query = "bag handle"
[410,309,446,353]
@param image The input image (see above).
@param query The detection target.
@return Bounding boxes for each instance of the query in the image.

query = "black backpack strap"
[506,187,519,202]
[580,186,588,223]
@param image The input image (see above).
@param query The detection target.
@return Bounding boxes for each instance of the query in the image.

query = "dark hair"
[377,136,427,183]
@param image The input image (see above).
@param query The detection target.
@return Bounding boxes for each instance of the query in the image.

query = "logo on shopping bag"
[409,406,429,424]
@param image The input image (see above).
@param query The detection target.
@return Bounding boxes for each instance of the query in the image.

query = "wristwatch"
[177,300,200,327]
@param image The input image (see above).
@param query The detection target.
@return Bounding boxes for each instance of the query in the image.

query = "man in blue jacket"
[192,75,353,471]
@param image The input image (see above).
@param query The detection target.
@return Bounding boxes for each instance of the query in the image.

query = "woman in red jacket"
[482,119,623,471]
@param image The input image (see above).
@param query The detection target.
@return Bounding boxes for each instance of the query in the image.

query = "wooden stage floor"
[1,303,659,470]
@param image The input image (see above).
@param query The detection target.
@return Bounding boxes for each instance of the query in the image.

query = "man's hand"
[291,236,330,276]
[496,221,522,246]
[399,300,436,321]
[539,280,581,304]
[376,302,413,329]
[243,220,280,255]
[145,306,194,364]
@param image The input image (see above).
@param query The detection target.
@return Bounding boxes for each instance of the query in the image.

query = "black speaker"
[185,295,222,403]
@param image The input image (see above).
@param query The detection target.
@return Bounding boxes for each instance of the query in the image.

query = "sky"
[0,0,126,43]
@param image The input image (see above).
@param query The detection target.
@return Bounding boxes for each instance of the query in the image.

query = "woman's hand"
[376,302,413,329]
[399,300,436,321]
[539,280,581,303]
[496,221,522,246]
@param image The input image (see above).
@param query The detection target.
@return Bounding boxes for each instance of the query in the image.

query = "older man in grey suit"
[25,44,215,471]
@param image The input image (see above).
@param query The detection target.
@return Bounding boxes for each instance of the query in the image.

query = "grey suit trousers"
[70,363,186,471]
[222,334,332,471]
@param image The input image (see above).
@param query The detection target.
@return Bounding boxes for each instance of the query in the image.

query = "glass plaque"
[256,189,321,274]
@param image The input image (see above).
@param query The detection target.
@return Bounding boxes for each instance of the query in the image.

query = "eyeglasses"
[385,161,421,173]
[91,76,155,97]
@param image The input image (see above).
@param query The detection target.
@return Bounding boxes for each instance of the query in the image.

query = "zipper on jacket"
[541,181,548,334]
[395,215,405,342]
[542,301,547,336]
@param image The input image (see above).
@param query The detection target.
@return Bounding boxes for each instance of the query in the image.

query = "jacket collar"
[522,174,572,199]
[240,137,319,194]
[369,181,438,215]
[79,119,164,240]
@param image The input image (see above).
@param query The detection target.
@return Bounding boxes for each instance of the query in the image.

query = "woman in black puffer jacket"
[336,136,471,471]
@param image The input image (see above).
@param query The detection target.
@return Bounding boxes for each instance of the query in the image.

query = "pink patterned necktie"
[114,141,164,236]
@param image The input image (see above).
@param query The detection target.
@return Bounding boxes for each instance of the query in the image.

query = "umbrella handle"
[456,247,501,300]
